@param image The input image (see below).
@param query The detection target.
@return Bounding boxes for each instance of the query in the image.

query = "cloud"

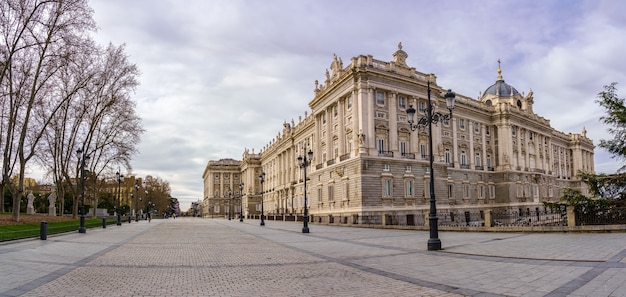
[86,0,626,210]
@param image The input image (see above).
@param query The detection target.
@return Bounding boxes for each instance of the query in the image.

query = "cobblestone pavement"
[0,218,625,297]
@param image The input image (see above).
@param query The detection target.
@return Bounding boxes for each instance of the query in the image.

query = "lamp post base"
[116,214,121,226]
[427,238,442,251]
[302,227,309,233]
[78,216,86,234]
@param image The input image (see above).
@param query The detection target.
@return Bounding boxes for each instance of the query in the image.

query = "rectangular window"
[376,91,385,105]
[445,148,451,164]
[344,183,349,200]
[347,98,352,109]
[376,112,386,119]
[489,185,495,199]
[549,186,553,197]
[448,184,453,198]
[479,185,485,199]
[398,96,406,109]
[461,150,467,165]
[486,126,490,135]
[474,122,480,133]
[383,179,392,197]
[378,139,385,153]
[420,144,427,159]
[383,164,390,171]
[459,119,465,129]
[318,188,323,202]
[463,184,469,198]
[328,185,334,201]
[486,155,492,168]
[405,165,411,172]
[475,153,481,166]
[400,141,407,156]
[405,180,413,197]
[418,101,426,112]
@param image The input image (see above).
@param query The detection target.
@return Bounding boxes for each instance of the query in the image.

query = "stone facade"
[202,44,595,225]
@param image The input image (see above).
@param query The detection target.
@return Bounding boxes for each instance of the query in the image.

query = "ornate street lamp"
[259,172,265,226]
[116,171,124,226]
[77,148,90,233]
[297,149,313,233]
[228,190,233,220]
[134,180,140,222]
[239,183,244,222]
[406,81,455,251]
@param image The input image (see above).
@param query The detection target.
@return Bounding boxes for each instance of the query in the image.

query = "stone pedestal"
[49,206,56,216]
[27,206,35,214]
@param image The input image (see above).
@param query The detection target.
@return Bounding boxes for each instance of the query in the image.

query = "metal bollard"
[128,216,131,223]
[102,218,107,228]
[40,221,47,240]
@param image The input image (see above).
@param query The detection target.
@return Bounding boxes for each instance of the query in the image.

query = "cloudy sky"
[89,0,626,210]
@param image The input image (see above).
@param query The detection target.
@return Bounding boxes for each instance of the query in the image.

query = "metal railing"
[491,208,567,227]
[576,207,626,226]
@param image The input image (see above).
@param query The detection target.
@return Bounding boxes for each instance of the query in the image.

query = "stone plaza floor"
[0,217,625,297]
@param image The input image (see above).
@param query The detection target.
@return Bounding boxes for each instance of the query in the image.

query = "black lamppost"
[297,149,313,233]
[77,148,90,233]
[143,180,148,220]
[228,190,232,220]
[259,172,265,226]
[146,201,154,222]
[406,81,455,251]
[116,171,124,226]
[134,180,140,222]
[239,183,244,222]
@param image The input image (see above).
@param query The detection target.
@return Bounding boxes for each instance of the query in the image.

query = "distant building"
[202,44,594,225]
[202,158,245,218]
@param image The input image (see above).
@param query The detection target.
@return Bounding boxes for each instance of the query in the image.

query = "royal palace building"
[202,44,595,226]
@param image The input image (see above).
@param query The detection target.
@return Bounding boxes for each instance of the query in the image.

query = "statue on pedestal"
[48,192,57,216]
[26,192,35,214]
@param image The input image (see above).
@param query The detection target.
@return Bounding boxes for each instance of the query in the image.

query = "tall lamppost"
[134,180,140,222]
[143,180,148,220]
[239,182,244,222]
[297,149,313,233]
[228,190,233,220]
[259,172,265,226]
[116,171,124,226]
[406,81,455,251]
[77,148,90,233]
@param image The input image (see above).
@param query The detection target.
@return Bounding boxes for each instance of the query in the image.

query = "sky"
[88,0,626,211]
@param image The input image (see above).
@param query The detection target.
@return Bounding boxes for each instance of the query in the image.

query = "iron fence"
[491,207,566,227]
[577,207,626,226]
[438,210,484,227]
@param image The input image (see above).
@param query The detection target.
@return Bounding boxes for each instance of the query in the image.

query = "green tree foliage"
[597,83,626,171]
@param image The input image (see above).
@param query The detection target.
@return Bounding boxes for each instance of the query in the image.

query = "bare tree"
[0,0,96,221]
[38,43,141,218]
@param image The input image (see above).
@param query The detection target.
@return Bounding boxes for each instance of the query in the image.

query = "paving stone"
[0,218,625,297]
